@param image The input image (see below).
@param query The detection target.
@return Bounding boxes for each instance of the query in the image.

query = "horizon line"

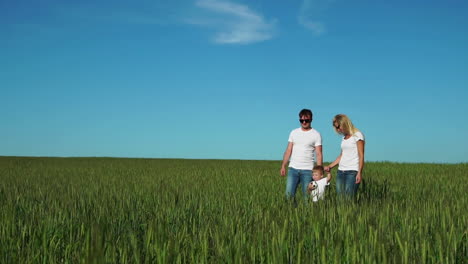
[1,155,466,165]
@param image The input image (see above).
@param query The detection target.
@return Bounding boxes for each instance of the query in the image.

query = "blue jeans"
[285,168,312,199]
[336,170,359,197]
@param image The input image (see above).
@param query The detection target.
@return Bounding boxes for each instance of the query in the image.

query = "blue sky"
[1,0,467,163]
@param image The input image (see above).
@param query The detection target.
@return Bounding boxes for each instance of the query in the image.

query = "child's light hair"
[313,165,324,174]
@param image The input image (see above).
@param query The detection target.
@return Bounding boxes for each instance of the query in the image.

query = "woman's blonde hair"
[332,114,359,135]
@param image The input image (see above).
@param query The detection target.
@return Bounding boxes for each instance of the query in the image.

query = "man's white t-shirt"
[339,131,365,171]
[288,128,322,170]
[310,178,329,202]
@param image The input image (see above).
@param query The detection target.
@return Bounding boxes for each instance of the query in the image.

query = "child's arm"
[326,171,332,183]
[307,182,314,195]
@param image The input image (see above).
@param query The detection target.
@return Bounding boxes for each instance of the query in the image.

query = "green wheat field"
[0,156,466,263]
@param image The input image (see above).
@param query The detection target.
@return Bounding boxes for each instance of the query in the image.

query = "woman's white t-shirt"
[338,131,365,171]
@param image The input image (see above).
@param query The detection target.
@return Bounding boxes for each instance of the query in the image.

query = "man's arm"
[315,145,323,166]
[280,142,293,176]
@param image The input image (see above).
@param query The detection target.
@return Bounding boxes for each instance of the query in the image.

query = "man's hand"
[280,166,287,177]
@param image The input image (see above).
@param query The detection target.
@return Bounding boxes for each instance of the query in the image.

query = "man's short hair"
[299,109,313,118]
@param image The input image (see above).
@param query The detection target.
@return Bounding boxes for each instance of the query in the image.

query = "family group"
[280,109,365,203]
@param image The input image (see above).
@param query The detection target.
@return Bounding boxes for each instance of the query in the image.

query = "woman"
[325,114,365,197]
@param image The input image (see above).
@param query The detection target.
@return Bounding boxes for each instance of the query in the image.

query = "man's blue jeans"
[336,170,359,197]
[285,167,312,199]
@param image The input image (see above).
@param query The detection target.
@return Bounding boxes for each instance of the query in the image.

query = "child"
[307,165,332,202]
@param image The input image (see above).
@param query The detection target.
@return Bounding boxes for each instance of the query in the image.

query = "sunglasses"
[299,119,311,123]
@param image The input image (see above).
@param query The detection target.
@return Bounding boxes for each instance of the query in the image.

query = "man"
[280,109,323,201]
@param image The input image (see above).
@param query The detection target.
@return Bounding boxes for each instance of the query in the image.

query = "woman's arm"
[355,140,365,184]
[325,151,342,172]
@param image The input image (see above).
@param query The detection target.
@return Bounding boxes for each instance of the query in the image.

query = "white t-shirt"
[288,128,322,170]
[310,178,330,202]
[339,131,365,171]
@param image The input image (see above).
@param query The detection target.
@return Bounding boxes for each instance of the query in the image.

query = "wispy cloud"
[190,0,276,44]
[298,0,333,36]
[298,19,325,35]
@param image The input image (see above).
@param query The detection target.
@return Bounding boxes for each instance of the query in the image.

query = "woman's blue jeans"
[336,170,359,197]
[285,168,312,199]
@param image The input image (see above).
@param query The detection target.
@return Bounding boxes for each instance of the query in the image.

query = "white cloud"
[191,0,276,44]
[298,19,325,35]
[298,0,333,35]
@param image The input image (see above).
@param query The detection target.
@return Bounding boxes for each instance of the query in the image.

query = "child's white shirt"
[310,178,330,202]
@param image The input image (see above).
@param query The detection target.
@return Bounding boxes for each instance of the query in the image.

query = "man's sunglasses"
[299,119,311,123]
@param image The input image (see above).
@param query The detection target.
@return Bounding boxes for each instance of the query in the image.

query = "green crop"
[0,157,466,263]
